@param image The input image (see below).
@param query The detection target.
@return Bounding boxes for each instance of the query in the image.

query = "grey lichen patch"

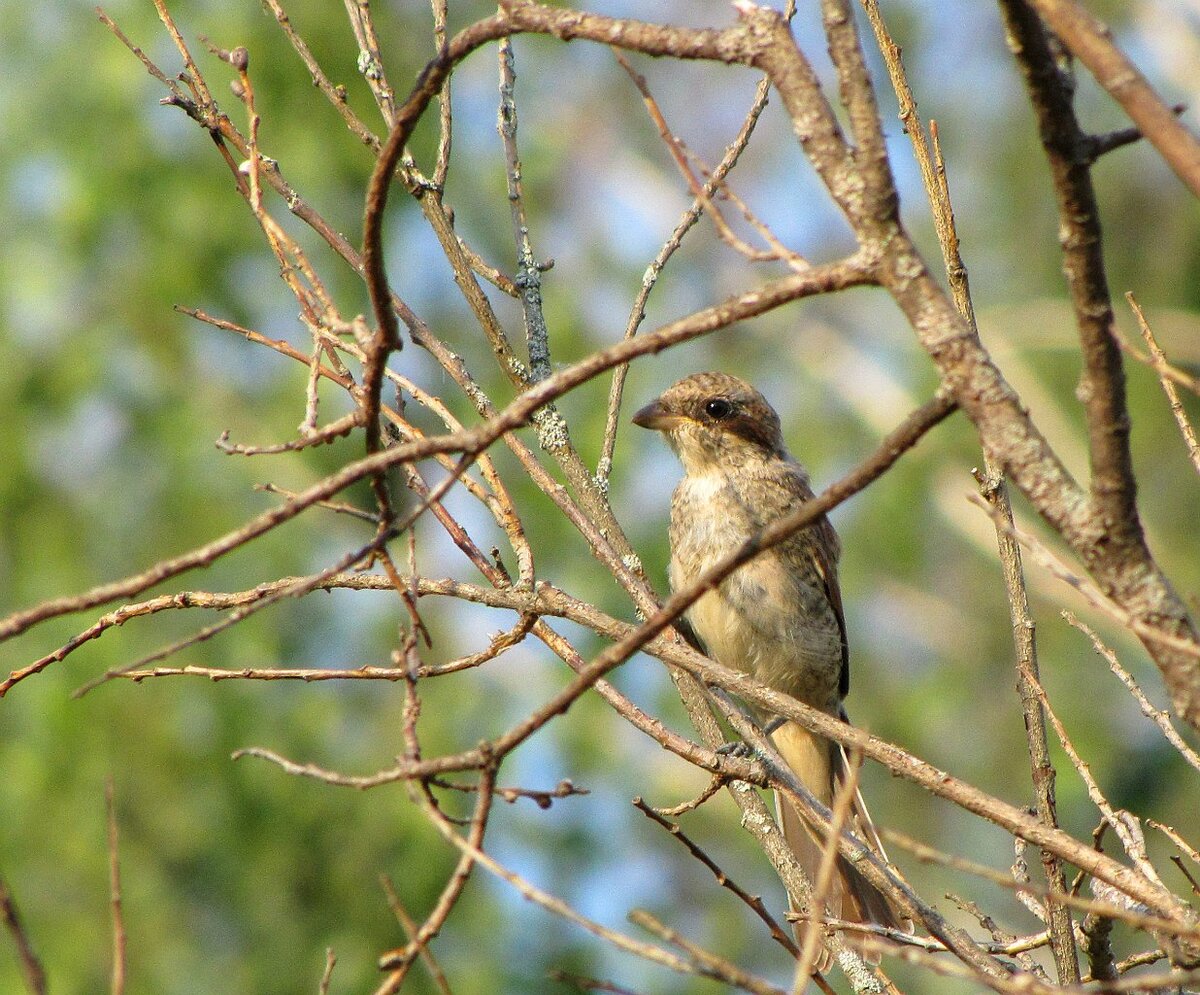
[506,356,531,382]
[836,947,885,993]
[356,51,383,81]
[737,791,771,828]
[837,169,868,204]
[532,406,570,453]
[593,460,612,497]
[890,249,927,293]
[461,378,491,417]
[524,304,551,383]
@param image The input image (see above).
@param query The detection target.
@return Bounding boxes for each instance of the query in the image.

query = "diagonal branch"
[0,879,45,995]
[1024,0,1200,197]
[857,3,1078,979]
[0,254,870,649]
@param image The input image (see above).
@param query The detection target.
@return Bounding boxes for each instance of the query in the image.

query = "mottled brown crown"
[632,371,784,455]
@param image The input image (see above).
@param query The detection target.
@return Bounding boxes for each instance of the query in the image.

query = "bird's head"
[632,371,785,473]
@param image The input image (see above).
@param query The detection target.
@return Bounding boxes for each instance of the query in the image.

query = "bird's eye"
[703,398,734,420]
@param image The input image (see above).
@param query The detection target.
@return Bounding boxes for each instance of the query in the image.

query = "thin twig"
[214,412,360,455]
[317,948,337,995]
[547,971,645,995]
[1109,947,1165,976]
[1064,612,1200,773]
[106,778,126,995]
[794,750,864,987]
[71,529,395,696]
[948,891,1046,977]
[1024,670,1163,889]
[261,0,380,149]
[633,798,799,958]
[612,50,804,268]
[966,492,1200,660]
[378,875,453,995]
[1109,320,1200,396]
[884,828,1190,939]
[1126,293,1200,475]
[0,878,45,995]
[652,776,727,818]
[597,36,783,487]
[629,909,785,995]
[344,0,396,127]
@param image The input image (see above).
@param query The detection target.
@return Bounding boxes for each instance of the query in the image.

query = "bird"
[632,371,905,966]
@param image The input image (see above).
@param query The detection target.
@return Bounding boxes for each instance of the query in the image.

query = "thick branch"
[732,0,1200,725]
[1025,0,1200,197]
[357,0,1199,725]
[997,0,1140,573]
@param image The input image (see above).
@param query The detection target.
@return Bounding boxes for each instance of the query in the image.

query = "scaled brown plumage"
[634,371,906,969]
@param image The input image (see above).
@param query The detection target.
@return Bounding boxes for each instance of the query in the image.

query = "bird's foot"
[717,716,786,759]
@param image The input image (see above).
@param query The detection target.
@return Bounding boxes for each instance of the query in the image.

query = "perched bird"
[633,371,904,965]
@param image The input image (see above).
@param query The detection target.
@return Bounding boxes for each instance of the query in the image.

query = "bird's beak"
[632,398,680,431]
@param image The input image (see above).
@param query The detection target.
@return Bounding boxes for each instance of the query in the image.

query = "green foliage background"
[2,2,1198,992]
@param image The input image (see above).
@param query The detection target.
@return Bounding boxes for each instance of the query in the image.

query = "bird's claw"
[761,715,786,736]
[717,739,754,759]
[717,715,789,762]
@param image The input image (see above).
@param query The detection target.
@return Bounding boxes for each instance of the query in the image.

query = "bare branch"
[0,879,45,995]
[317,948,337,995]
[633,798,799,959]
[1024,0,1200,197]
[105,779,126,995]
[1065,613,1200,773]
[1126,294,1200,475]
[861,1,1077,977]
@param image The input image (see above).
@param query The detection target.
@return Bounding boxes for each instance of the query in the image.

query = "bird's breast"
[668,471,843,710]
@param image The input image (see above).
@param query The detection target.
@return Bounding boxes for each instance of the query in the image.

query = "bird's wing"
[808,526,850,699]
[774,462,850,699]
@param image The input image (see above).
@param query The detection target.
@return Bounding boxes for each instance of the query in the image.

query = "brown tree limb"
[1024,0,1200,197]
[860,2,1078,977]
[996,0,1141,561]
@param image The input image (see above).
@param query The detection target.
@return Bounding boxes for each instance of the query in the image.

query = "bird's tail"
[771,720,908,968]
